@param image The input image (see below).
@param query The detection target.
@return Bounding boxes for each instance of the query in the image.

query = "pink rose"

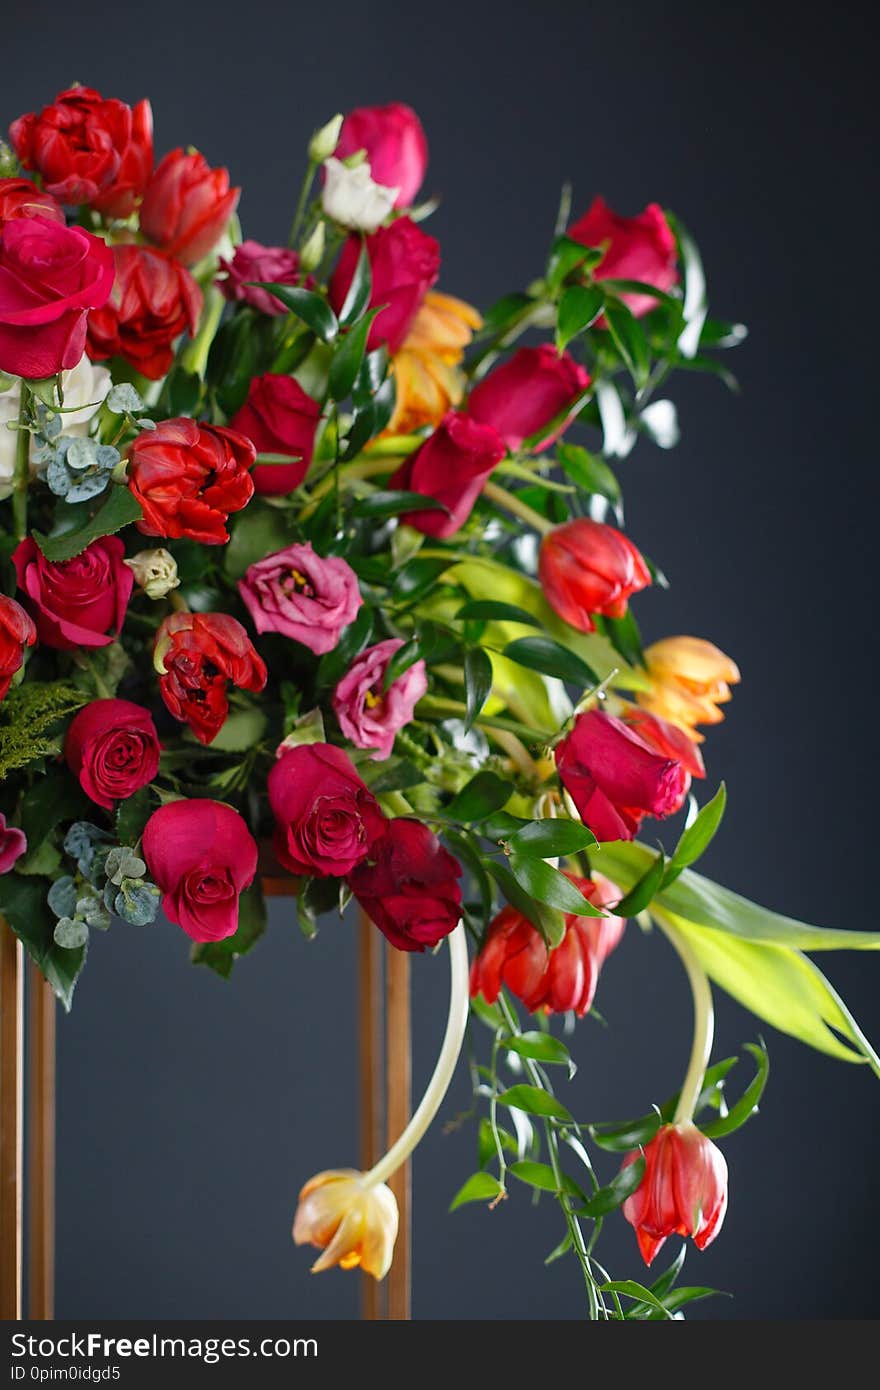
[13,536,132,651]
[238,542,362,655]
[467,344,590,451]
[333,638,427,760]
[142,799,258,943]
[0,216,115,378]
[268,743,386,878]
[0,814,27,874]
[389,410,505,538]
[217,240,307,316]
[64,698,161,810]
[335,103,428,208]
[568,197,678,318]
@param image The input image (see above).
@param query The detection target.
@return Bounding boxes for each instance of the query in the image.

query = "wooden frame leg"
[1,920,23,1320]
[28,962,55,1320]
[385,946,411,1321]
[358,912,382,1320]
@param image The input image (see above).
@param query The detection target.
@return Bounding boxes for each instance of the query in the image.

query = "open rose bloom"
[3,81,874,1324]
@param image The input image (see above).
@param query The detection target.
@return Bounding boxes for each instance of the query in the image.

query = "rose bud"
[64,698,161,811]
[9,86,153,218]
[12,536,132,651]
[142,798,258,944]
[86,244,203,381]
[568,196,678,318]
[0,217,114,379]
[0,594,37,699]
[470,873,624,1017]
[126,418,255,545]
[387,291,482,435]
[140,148,239,267]
[637,636,741,742]
[154,611,267,746]
[468,345,590,452]
[336,102,428,208]
[621,1122,728,1266]
[228,374,321,496]
[293,1170,398,1280]
[321,157,398,232]
[348,819,462,952]
[308,114,344,165]
[268,743,386,878]
[124,548,180,600]
[333,639,427,760]
[538,518,651,633]
[329,217,440,353]
[0,814,27,875]
[216,240,307,316]
[555,708,688,843]
[0,176,64,230]
[238,542,361,656]
[389,410,505,538]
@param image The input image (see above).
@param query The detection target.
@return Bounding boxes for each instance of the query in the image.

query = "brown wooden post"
[358,910,383,1320]
[385,945,411,1321]
[0,920,23,1320]
[28,962,55,1319]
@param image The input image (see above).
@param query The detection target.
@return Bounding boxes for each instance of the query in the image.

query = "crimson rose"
[468,345,590,451]
[336,102,428,208]
[0,593,37,699]
[348,819,462,952]
[154,611,267,745]
[329,217,439,353]
[390,410,505,537]
[229,374,321,496]
[217,240,307,316]
[64,698,161,810]
[268,743,385,878]
[569,196,678,318]
[86,244,202,380]
[13,536,131,651]
[142,799,258,943]
[127,417,255,544]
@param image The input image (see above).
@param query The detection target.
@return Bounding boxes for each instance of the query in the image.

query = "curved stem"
[12,383,31,541]
[482,480,553,535]
[299,454,400,519]
[364,922,470,1188]
[655,911,715,1125]
[180,285,225,379]
[289,160,318,247]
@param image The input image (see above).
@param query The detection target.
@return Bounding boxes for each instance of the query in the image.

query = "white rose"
[321,157,399,233]
[0,358,112,497]
[124,548,180,600]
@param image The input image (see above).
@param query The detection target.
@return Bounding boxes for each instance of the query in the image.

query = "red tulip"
[86,245,203,381]
[621,1122,728,1265]
[539,518,651,633]
[154,611,267,745]
[470,874,624,1017]
[140,148,239,266]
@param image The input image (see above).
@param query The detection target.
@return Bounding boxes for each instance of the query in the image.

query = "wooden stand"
[0,898,413,1322]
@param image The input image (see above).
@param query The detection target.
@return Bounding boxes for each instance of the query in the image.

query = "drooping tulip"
[293,1170,399,1279]
[621,1122,728,1265]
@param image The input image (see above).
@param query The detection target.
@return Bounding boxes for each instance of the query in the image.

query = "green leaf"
[328,309,381,401]
[556,285,604,352]
[393,556,454,600]
[600,1280,674,1319]
[204,705,267,752]
[449,1171,505,1211]
[600,278,679,308]
[116,787,154,846]
[649,1245,687,1300]
[224,507,294,583]
[701,1041,769,1139]
[503,636,599,689]
[614,850,666,917]
[556,444,622,508]
[0,875,86,1010]
[499,1085,572,1122]
[664,783,727,884]
[32,486,143,563]
[316,606,374,689]
[579,1156,645,1217]
[191,882,267,979]
[19,765,89,849]
[509,1160,560,1192]
[456,600,541,627]
[251,284,338,341]
[479,292,533,337]
[503,1032,573,1068]
[546,235,603,290]
[509,855,604,917]
[383,637,422,690]
[337,242,372,327]
[350,490,448,519]
[603,299,651,387]
[507,819,597,858]
[487,860,566,949]
[464,648,493,731]
[444,771,512,823]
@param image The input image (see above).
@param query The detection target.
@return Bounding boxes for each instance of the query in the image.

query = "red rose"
[268,743,386,879]
[389,410,505,537]
[622,1123,728,1266]
[0,593,37,699]
[228,374,321,496]
[555,708,688,842]
[336,103,428,208]
[622,706,705,780]
[348,818,462,952]
[217,240,307,316]
[329,217,439,353]
[9,86,153,218]
[0,814,27,874]
[154,611,267,746]
[142,799,258,943]
[468,345,590,451]
[140,148,239,267]
[470,873,624,1016]
[0,216,114,379]
[0,177,64,230]
[568,196,678,318]
[13,536,131,651]
[127,418,255,545]
[64,698,161,810]
[538,518,651,633]
[86,244,202,381]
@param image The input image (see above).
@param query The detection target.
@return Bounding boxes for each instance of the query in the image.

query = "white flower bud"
[321,157,399,233]
[308,114,344,165]
[124,548,180,600]
[299,221,326,273]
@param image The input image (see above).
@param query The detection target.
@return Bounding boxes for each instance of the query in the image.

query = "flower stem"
[482,480,554,536]
[299,454,400,519]
[12,383,32,542]
[289,160,318,248]
[180,284,225,380]
[364,922,470,1188]
[655,910,715,1125]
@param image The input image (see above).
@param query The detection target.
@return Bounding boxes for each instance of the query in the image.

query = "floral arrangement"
[1,87,878,1321]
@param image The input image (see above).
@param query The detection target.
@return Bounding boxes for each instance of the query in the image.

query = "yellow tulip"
[637,636,741,742]
[293,1169,398,1280]
[384,291,482,436]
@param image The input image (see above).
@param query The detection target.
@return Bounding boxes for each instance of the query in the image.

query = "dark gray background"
[7,0,877,1320]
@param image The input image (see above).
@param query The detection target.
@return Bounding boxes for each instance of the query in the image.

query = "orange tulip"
[293,1169,398,1279]
[637,636,741,743]
[384,291,482,436]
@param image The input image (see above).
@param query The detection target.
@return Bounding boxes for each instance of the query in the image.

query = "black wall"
[5,0,878,1319]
